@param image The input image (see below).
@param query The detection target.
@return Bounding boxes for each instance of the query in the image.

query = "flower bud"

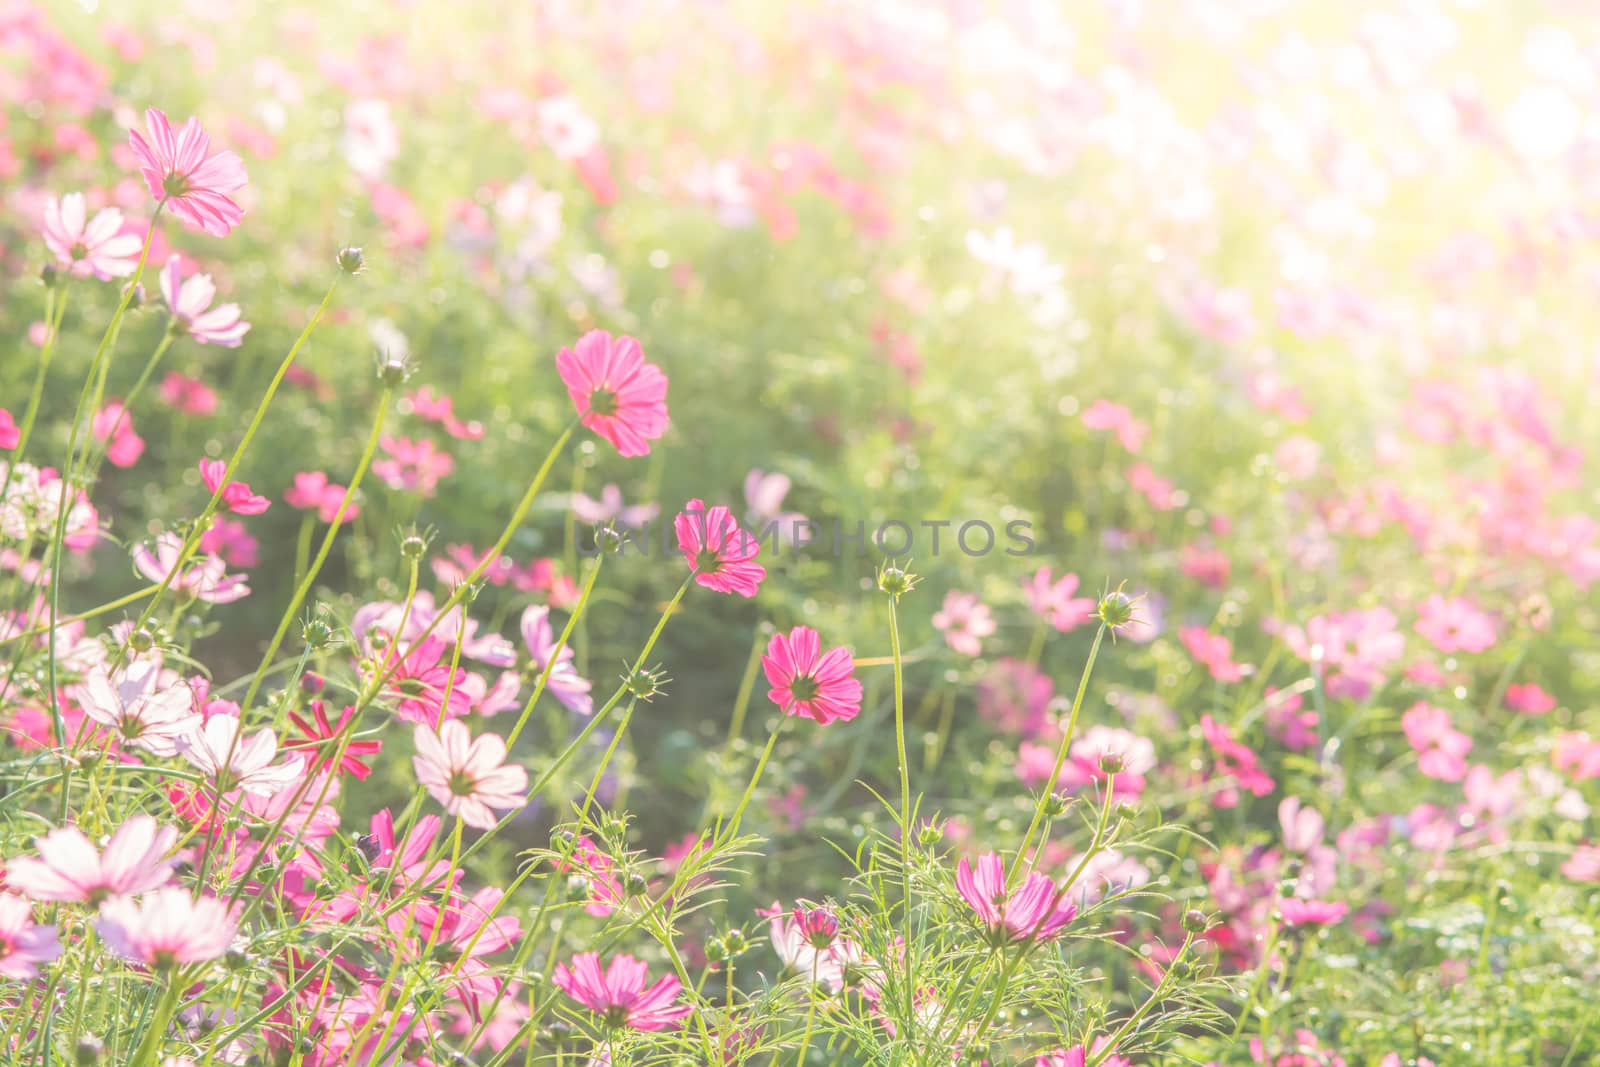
[704,937,729,963]
[564,874,592,902]
[399,527,429,561]
[75,1035,104,1065]
[917,821,944,847]
[1097,590,1138,631]
[127,627,157,654]
[376,349,414,387]
[722,929,749,956]
[336,246,366,275]
[1182,909,1209,934]
[1098,751,1124,774]
[625,872,649,897]
[302,615,337,650]
[594,523,626,554]
[1043,792,1070,818]
[876,561,919,598]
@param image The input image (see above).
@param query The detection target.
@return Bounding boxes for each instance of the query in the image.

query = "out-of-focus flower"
[161,257,249,346]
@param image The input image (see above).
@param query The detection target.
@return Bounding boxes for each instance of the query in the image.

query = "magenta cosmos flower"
[97,886,237,968]
[412,720,528,829]
[161,257,250,347]
[556,330,669,457]
[956,851,1077,946]
[198,458,269,515]
[552,952,692,1031]
[0,894,60,979]
[42,193,143,280]
[128,108,248,236]
[762,625,862,725]
[5,815,177,905]
[675,498,765,597]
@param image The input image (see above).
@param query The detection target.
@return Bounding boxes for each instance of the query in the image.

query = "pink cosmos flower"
[956,852,1076,945]
[76,661,199,756]
[382,636,473,724]
[1414,595,1498,654]
[675,499,765,597]
[1401,702,1472,782]
[0,408,19,450]
[552,952,693,1031]
[1180,626,1247,683]
[1505,682,1556,715]
[199,458,269,515]
[374,436,455,497]
[1199,715,1276,805]
[97,887,237,967]
[161,257,250,346]
[1278,897,1349,927]
[762,625,862,725]
[180,715,304,796]
[571,483,658,528]
[128,108,248,236]
[284,470,358,524]
[43,193,142,279]
[198,516,259,568]
[0,894,60,979]
[412,720,528,829]
[933,591,996,656]
[159,371,218,415]
[1023,568,1095,632]
[5,815,177,904]
[519,604,592,715]
[133,533,251,604]
[285,701,381,780]
[91,401,145,468]
[1081,399,1148,452]
[556,330,669,457]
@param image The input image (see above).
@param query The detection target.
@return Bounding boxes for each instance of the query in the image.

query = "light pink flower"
[762,625,861,725]
[556,330,669,457]
[1505,682,1556,715]
[956,851,1076,945]
[5,815,177,904]
[552,952,692,1031]
[91,401,145,468]
[412,720,527,829]
[1401,702,1472,782]
[133,532,251,604]
[933,591,996,656]
[1023,568,1095,632]
[180,715,304,796]
[284,470,358,524]
[374,436,455,497]
[97,887,237,967]
[159,371,218,415]
[161,257,249,346]
[76,661,199,756]
[197,458,269,515]
[1180,626,1247,683]
[1278,897,1349,927]
[1414,595,1498,655]
[0,408,19,450]
[128,108,248,236]
[42,193,142,279]
[675,499,765,597]
[0,894,60,979]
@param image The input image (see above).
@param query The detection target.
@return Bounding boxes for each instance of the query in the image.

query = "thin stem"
[237,386,390,718]
[887,595,916,1034]
[1011,622,1107,882]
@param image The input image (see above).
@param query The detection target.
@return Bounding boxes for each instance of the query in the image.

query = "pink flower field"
[1,1,1598,1064]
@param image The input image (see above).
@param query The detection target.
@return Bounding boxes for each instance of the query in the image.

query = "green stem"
[1011,622,1107,882]
[237,386,390,718]
[887,595,916,1033]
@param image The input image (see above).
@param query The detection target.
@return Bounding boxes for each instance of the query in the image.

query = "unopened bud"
[1182,909,1209,934]
[336,246,366,275]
